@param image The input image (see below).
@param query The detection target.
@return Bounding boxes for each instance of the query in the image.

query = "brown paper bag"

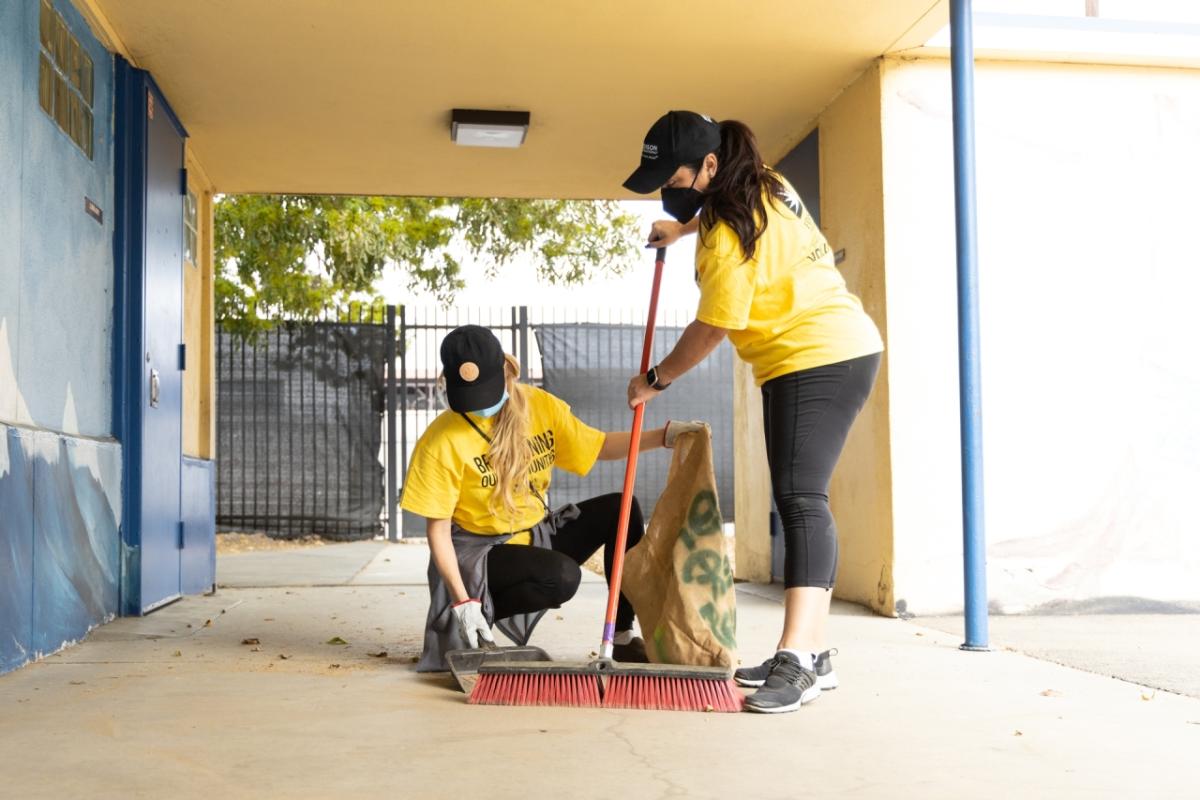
[621,429,737,668]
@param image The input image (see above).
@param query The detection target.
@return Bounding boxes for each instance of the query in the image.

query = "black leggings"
[487,493,644,630]
[762,353,880,589]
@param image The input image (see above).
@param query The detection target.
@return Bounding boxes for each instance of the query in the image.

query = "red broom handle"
[600,247,666,656]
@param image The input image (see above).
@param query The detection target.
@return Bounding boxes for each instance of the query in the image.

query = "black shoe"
[734,648,838,689]
[612,636,649,663]
[743,651,820,714]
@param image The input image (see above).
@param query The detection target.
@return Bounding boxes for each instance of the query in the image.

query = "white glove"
[451,599,494,648]
[664,420,709,448]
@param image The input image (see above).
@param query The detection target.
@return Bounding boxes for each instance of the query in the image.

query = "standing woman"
[623,112,884,713]
[402,324,701,671]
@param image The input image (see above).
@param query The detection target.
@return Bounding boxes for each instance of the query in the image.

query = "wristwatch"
[645,365,672,391]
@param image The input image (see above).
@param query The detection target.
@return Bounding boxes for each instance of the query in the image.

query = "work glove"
[451,599,494,648]
[664,420,709,448]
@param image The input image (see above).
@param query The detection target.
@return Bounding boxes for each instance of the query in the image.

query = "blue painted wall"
[1,423,121,673]
[181,456,216,595]
[0,0,115,437]
[0,1,123,674]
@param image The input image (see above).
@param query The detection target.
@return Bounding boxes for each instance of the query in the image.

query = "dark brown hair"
[697,120,785,261]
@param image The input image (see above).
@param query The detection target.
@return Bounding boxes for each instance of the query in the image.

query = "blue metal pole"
[950,0,989,651]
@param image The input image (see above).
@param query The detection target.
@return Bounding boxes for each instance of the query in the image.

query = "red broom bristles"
[471,672,742,712]
[602,676,743,712]
[469,672,603,708]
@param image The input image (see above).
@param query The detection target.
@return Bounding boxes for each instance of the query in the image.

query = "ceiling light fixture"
[450,109,530,148]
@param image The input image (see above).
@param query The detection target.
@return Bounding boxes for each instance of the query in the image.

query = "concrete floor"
[3,543,1199,799]
[919,613,1200,700]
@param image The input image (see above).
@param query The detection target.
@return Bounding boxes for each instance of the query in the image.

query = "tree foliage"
[213,195,641,333]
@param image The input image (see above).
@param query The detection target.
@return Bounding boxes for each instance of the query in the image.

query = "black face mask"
[661,167,705,223]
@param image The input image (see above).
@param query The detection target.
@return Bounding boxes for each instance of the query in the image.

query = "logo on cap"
[642,143,658,160]
[459,362,480,382]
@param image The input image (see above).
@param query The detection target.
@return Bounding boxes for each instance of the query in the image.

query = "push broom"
[469,247,743,712]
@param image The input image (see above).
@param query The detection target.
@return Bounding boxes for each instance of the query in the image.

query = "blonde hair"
[487,354,533,522]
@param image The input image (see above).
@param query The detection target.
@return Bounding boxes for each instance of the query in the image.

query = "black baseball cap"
[440,325,506,413]
[622,110,722,194]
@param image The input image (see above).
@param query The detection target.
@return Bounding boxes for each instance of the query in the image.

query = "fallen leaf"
[241,638,260,646]
[914,632,925,637]
[555,615,564,621]
[326,636,349,646]
[203,619,213,628]
[367,651,388,658]
[329,664,341,670]
[279,654,290,660]
[1040,689,1063,697]
[251,646,262,652]
[172,651,182,657]
[1141,690,1157,701]
[1013,730,1023,737]
[397,591,406,596]
[704,705,715,713]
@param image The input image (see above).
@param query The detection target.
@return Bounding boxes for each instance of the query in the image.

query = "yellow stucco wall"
[815,62,895,615]
[182,147,215,460]
[731,63,896,613]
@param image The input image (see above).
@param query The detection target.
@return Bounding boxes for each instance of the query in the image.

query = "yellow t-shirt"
[399,386,605,544]
[694,176,883,385]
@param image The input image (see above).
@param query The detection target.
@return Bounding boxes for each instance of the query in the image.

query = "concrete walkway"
[2,542,1199,799]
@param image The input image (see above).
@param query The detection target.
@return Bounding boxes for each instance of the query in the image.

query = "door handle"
[150,368,160,408]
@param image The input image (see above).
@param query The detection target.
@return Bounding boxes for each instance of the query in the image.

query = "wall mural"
[0,423,121,674]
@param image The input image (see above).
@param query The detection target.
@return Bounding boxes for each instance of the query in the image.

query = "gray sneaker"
[743,651,820,714]
[735,648,838,689]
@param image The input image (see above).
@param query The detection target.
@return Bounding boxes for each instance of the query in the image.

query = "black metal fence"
[216,305,391,540]
[215,304,736,541]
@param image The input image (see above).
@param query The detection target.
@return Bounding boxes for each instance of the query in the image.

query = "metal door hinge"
[180,167,188,196]
[177,521,186,549]
[178,343,187,371]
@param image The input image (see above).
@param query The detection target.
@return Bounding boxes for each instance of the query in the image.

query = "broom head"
[468,658,743,712]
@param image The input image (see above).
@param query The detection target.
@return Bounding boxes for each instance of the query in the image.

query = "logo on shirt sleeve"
[776,184,803,216]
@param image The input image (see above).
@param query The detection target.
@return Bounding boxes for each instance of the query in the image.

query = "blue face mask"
[474,389,508,418]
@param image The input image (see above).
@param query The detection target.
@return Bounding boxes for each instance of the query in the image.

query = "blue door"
[139,81,185,611]
[114,62,188,614]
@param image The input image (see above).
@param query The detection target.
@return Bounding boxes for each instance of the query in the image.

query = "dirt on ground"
[216,532,328,555]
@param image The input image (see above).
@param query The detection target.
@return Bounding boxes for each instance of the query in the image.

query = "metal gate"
[215,306,392,540]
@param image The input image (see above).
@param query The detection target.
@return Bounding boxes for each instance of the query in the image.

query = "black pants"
[762,353,880,589]
[487,493,644,630]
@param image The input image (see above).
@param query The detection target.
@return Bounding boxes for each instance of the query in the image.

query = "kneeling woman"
[404,325,698,671]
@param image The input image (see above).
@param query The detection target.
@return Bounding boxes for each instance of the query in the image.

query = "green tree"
[214,195,642,333]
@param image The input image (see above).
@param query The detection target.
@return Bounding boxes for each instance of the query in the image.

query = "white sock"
[613,630,635,646]
[779,648,814,670]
